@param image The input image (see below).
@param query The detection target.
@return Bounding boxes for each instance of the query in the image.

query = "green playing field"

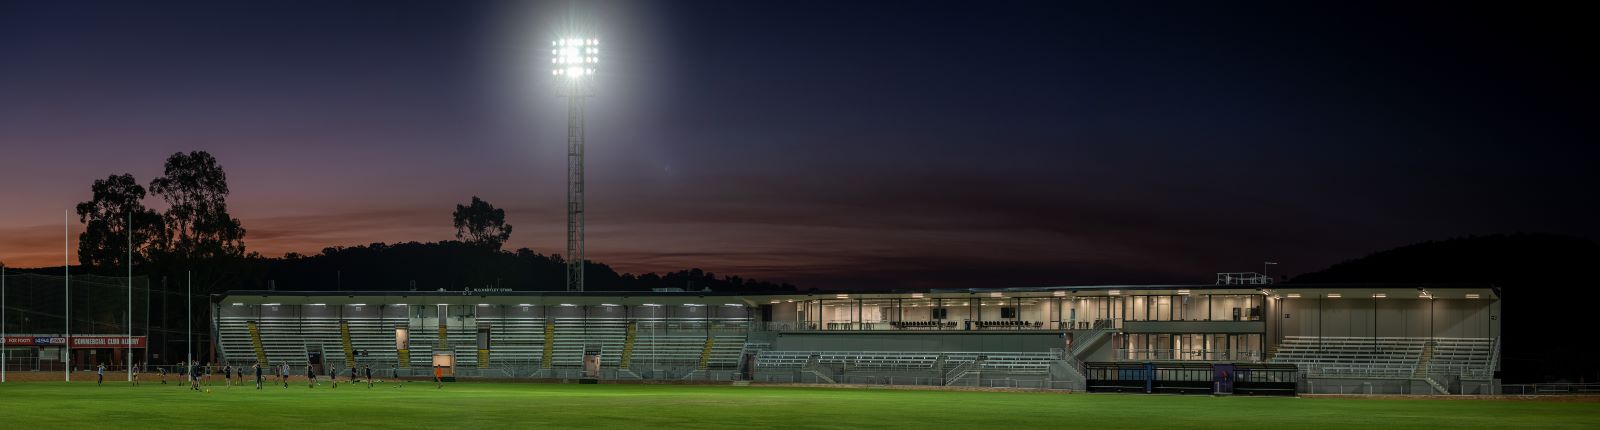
[0,380,1594,429]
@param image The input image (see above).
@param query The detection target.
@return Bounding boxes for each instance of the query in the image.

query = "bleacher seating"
[1270,336,1497,378]
[757,351,1057,374]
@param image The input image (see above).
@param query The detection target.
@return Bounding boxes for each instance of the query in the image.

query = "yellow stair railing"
[340,321,355,366]
[541,322,555,369]
[698,338,715,370]
[248,321,267,364]
[619,322,637,369]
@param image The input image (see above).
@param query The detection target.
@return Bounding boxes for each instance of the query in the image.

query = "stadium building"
[213,274,1500,395]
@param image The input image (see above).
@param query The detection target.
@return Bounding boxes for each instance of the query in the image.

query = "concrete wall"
[1279,298,1496,339]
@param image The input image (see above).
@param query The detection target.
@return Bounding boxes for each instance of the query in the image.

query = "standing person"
[96,363,105,386]
[190,364,203,392]
[281,363,289,389]
[230,364,238,387]
[131,363,141,386]
[392,364,402,389]
[223,365,232,388]
[433,365,443,389]
[306,364,316,388]
[254,363,263,390]
[159,366,167,385]
[365,365,373,389]
[350,365,357,385]
[331,365,339,389]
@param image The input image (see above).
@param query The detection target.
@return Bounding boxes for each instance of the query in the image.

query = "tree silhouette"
[74,173,164,271]
[452,196,513,250]
[149,151,246,260]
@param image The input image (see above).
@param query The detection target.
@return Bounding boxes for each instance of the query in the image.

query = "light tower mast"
[554,37,598,292]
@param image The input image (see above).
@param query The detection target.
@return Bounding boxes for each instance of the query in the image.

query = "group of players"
[103,361,445,390]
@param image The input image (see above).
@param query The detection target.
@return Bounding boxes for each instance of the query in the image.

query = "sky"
[1,1,1596,289]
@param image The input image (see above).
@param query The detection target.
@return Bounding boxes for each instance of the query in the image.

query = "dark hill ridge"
[1292,233,1599,384]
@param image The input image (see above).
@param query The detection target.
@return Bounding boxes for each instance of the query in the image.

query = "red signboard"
[3,335,145,348]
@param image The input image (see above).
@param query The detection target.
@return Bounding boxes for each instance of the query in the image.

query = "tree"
[452,196,513,250]
[149,151,246,260]
[75,174,164,271]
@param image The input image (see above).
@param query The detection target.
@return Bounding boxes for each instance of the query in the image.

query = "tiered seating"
[760,351,1059,373]
[1270,336,1422,378]
[978,353,1057,373]
[816,352,940,369]
[1428,338,1495,377]
[479,316,544,367]
[890,321,956,329]
[217,319,256,366]
[255,318,310,366]
[344,316,405,367]
[549,318,627,367]
[973,320,1042,329]
[755,351,813,369]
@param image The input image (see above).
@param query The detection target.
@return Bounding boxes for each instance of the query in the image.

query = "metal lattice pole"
[565,82,587,292]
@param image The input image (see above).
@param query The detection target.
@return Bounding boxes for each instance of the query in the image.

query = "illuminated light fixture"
[1052,291,1066,297]
[600,304,618,307]
[770,300,780,304]
[784,299,795,303]
[1108,290,1121,296]
[911,293,924,299]
[263,303,280,306]
[1177,289,1191,295]
[1326,293,1341,299]
[309,303,325,306]
[559,303,576,307]
[1419,291,1432,299]
[231,303,243,306]
[724,303,744,307]
[553,37,598,80]
[835,294,849,299]
[1372,293,1386,298]
[478,304,491,307]
[1286,293,1301,298]
[518,304,533,307]
[396,304,407,306]
[641,304,661,307]
[350,304,366,307]
[1465,293,1480,299]
[989,292,1003,298]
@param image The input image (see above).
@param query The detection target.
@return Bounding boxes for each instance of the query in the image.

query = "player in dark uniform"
[306,365,317,388]
[365,365,373,388]
[254,363,263,390]
[222,365,232,388]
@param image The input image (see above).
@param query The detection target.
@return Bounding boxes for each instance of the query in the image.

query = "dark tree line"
[254,241,797,293]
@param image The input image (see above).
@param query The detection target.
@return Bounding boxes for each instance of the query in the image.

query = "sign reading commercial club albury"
[3,335,147,348]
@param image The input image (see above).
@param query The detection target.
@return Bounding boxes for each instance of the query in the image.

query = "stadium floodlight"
[1326,293,1341,299]
[553,36,598,292]
[1465,293,1480,299]
[1372,293,1387,298]
[1286,293,1301,298]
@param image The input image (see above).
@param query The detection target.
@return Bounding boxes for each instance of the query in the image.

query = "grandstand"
[208,282,1501,394]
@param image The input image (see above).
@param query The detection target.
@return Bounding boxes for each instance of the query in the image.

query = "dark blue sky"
[1,1,1595,288]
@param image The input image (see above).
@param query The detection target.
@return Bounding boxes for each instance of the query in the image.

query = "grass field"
[0,379,1596,429]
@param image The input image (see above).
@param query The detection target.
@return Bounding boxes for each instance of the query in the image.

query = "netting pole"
[127,211,133,382]
[3,265,7,383]
[64,209,70,382]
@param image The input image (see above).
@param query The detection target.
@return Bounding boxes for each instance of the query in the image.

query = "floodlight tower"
[554,37,598,292]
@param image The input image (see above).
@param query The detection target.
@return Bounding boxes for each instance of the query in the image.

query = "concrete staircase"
[541,322,556,369]
[698,338,716,370]
[248,321,268,364]
[339,321,355,366]
[619,323,637,369]
[801,355,835,384]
